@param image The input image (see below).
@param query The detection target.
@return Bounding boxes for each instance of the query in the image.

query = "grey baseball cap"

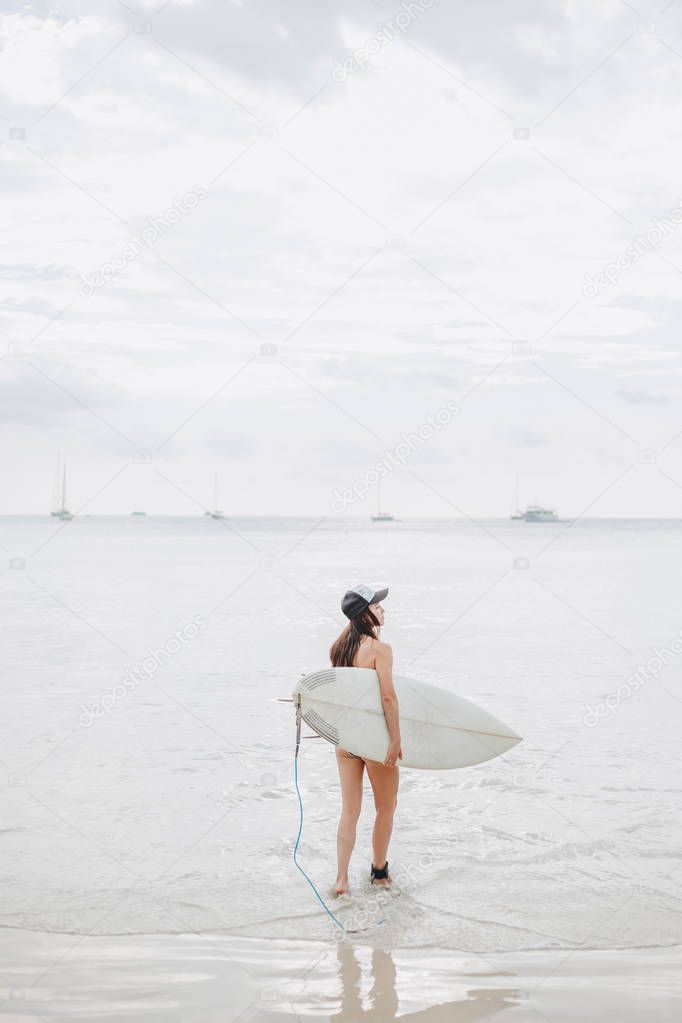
[341,583,388,619]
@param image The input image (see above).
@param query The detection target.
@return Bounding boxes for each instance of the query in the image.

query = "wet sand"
[1,930,681,1021]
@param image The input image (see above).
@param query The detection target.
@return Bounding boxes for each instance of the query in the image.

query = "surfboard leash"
[291,693,388,934]
[292,694,346,933]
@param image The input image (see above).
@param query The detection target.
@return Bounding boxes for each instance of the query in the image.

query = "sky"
[2,0,682,517]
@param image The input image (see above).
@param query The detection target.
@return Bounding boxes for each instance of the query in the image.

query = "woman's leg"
[364,759,399,881]
[335,750,364,893]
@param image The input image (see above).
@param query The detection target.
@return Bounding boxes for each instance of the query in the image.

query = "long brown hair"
[330,608,380,667]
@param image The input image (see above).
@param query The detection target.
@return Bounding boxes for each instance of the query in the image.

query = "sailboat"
[520,504,558,523]
[371,478,394,522]
[51,455,74,521]
[207,473,225,520]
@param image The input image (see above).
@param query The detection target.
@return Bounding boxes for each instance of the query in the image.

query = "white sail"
[51,454,73,520]
[371,477,394,521]
[210,473,224,519]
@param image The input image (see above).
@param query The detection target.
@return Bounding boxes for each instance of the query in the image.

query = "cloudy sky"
[2,0,682,516]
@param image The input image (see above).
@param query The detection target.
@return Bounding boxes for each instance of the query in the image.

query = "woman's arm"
[374,642,402,767]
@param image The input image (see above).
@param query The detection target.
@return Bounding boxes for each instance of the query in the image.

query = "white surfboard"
[293,668,521,769]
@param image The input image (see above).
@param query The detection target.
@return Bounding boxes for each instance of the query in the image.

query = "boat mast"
[53,454,61,513]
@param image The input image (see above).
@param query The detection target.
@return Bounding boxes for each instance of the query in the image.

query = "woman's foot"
[334,877,349,896]
[370,861,391,887]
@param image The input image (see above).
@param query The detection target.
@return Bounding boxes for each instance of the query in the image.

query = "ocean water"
[1,515,682,954]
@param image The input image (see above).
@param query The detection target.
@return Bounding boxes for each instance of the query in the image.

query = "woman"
[329,584,402,896]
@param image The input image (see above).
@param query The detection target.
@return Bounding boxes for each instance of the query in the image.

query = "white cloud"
[0,1,681,516]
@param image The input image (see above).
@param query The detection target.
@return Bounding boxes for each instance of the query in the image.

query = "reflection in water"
[330,942,520,1022]
[333,943,397,1022]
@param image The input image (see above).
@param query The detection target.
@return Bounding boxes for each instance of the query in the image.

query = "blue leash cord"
[291,695,386,934]
[293,753,346,933]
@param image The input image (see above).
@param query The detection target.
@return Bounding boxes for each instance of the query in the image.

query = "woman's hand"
[384,739,403,768]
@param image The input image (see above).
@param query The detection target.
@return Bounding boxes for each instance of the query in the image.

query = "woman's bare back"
[337,638,388,762]
[352,636,383,670]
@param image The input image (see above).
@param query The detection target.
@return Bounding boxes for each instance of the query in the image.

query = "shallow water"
[1,931,681,1022]
[1,515,682,952]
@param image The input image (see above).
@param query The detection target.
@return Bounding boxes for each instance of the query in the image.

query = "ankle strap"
[371,861,389,880]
